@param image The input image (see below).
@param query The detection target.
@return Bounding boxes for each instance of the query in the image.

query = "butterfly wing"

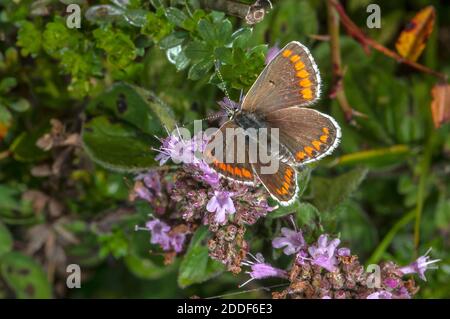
[241,41,321,113]
[265,107,341,165]
[251,159,298,205]
[204,121,256,184]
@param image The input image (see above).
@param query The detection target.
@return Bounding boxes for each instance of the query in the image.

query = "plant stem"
[326,0,358,121]
[413,131,436,253]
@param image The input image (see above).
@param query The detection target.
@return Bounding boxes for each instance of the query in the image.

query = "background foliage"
[0,0,449,298]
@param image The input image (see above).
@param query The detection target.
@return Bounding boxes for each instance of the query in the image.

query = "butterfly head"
[217,97,241,119]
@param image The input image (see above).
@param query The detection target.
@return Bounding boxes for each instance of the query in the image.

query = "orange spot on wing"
[304,146,315,157]
[295,61,305,70]
[323,127,329,134]
[300,79,312,88]
[290,55,300,63]
[227,165,234,174]
[312,140,322,151]
[234,167,242,177]
[283,182,290,190]
[242,169,252,179]
[320,135,328,143]
[296,151,307,160]
[301,88,313,99]
[286,169,293,177]
[296,69,309,78]
[282,49,292,57]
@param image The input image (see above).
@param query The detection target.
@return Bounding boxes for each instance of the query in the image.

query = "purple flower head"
[170,233,187,253]
[240,253,288,287]
[145,219,171,250]
[399,248,440,281]
[155,131,198,165]
[272,227,305,255]
[133,181,154,202]
[366,290,393,299]
[135,171,161,194]
[307,234,341,272]
[206,190,236,224]
[141,219,187,253]
[265,44,280,65]
[337,247,351,257]
[384,277,399,289]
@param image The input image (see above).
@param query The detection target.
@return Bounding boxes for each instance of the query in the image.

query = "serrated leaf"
[178,226,223,288]
[197,19,215,43]
[184,40,211,61]
[0,252,52,298]
[311,167,368,212]
[165,7,188,28]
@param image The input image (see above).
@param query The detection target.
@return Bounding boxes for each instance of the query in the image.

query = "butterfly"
[204,41,341,205]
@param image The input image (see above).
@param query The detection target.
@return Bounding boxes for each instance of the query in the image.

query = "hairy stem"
[326,0,362,121]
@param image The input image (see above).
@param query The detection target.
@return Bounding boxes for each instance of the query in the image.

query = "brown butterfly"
[204,41,341,205]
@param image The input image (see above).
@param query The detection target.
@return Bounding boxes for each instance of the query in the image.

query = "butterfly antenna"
[214,60,233,114]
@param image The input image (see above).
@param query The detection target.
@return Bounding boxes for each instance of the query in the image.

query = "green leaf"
[87,82,175,136]
[42,19,81,58]
[82,116,158,172]
[141,9,173,42]
[165,7,188,28]
[9,125,49,162]
[271,0,318,44]
[16,21,42,57]
[0,222,13,257]
[124,254,173,280]
[0,252,52,298]
[197,19,216,43]
[159,31,188,50]
[215,19,232,44]
[9,98,31,112]
[188,60,214,80]
[0,77,17,93]
[232,28,252,49]
[178,226,224,288]
[0,185,35,225]
[333,200,378,256]
[184,40,211,61]
[93,27,137,69]
[0,104,12,124]
[311,167,369,212]
[166,45,190,71]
